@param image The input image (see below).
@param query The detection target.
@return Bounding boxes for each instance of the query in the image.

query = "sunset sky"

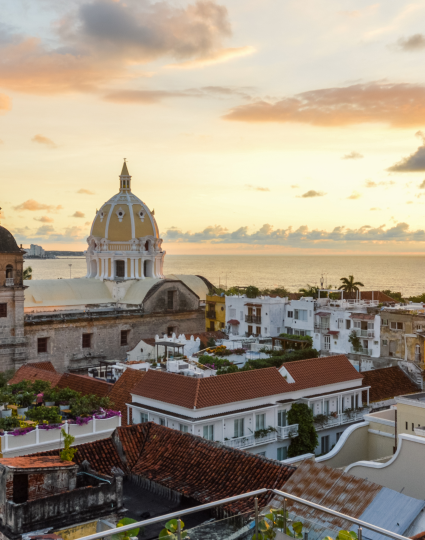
[2,0,425,254]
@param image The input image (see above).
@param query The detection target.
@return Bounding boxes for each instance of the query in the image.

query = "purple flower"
[11,427,35,436]
[39,423,62,430]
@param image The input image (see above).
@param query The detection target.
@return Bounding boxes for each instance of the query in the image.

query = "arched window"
[5,265,13,278]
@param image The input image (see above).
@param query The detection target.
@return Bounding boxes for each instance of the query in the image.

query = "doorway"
[116,260,125,278]
[13,474,28,504]
[144,260,153,277]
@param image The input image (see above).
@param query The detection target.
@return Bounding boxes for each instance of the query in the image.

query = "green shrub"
[32,380,52,394]
[26,406,62,424]
[57,387,81,403]
[0,416,20,431]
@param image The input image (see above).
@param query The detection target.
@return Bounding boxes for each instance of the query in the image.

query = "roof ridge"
[194,378,201,408]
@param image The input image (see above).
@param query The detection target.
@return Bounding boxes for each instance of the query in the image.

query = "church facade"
[0,163,210,373]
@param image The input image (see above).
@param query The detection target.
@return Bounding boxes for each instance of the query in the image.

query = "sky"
[2,0,425,254]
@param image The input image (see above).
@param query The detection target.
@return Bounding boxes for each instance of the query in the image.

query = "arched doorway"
[144,260,153,278]
[116,260,125,278]
[90,260,97,278]
[6,265,13,278]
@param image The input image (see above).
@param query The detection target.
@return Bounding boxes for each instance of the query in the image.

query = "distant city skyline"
[2,1,425,254]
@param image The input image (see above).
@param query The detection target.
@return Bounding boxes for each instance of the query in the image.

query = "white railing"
[314,326,330,334]
[277,424,299,439]
[314,410,367,431]
[354,329,375,338]
[5,278,14,286]
[0,415,121,455]
[414,426,425,438]
[224,430,277,449]
[350,346,372,356]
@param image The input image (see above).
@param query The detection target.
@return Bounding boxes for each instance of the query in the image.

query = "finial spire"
[119,159,131,192]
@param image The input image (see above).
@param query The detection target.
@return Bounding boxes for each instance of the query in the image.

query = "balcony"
[245,331,260,337]
[206,310,216,319]
[277,424,299,439]
[354,328,375,338]
[224,429,278,449]
[245,315,262,324]
[314,325,329,334]
[350,346,372,356]
[5,278,14,286]
[313,410,367,431]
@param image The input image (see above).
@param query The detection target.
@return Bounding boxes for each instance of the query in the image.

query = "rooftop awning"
[350,313,375,320]
[244,303,262,307]
[316,312,331,317]
[227,319,240,325]
[327,330,340,335]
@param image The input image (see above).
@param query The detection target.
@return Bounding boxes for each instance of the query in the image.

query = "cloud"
[0,93,11,113]
[72,211,85,218]
[223,82,425,127]
[246,184,270,192]
[298,190,326,198]
[77,188,95,195]
[34,216,54,223]
[347,191,361,200]
[35,225,55,236]
[290,185,299,189]
[0,0,251,95]
[407,201,413,204]
[163,222,425,247]
[342,151,363,160]
[396,34,425,52]
[419,180,425,189]
[370,207,381,211]
[32,134,56,148]
[14,199,63,212]
[364,180,395,187]
[388,131,425,172]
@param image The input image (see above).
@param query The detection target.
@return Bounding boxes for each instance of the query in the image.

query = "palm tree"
[338,275,364,293]
[23,266,33,280]
[299,284,319,298]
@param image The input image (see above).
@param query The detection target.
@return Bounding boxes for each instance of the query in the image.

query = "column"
[131,259,135,278]
[95,256,100,279]
[135,258,140,279]
[141,258,145,279]
[111,258,115,280]
[124,258,128,279]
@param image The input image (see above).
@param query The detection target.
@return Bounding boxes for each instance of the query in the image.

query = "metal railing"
[206,310,216,319]
[5,278,14,286]
[75,487,411,540]
[350,346,372,356]
[314,410,366,431]
[246,315,262,324]
[245,332,260,337]
[353,329,375,338]
[277,424,298,439]
[314,325,330,334]
[224,430,277,449]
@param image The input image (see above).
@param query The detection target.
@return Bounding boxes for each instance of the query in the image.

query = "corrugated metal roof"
[359,488,424,540]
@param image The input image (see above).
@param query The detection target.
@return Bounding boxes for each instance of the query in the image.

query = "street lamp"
[68,264,72,279]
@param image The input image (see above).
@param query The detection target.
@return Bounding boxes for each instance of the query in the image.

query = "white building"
[225,295,288,338]
[128,354,370,459]
[26,244,45,257]
[283,297,315,337]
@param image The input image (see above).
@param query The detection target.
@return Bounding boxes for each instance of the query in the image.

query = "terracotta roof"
[411,532,425,540]
[57,373,112,397]
[108,368,147,426]
[361,366,420,403]
[131,367,291,409]
[283,355,363,391]
[227,319,240,325]
[116,422,295,514]
[8,365,62,387]
[0,456,75,469]
[350,313,375,320]
[27,362,57,373]
[344,291,395,303]
[315,312,331,317]
[32,438,124,476]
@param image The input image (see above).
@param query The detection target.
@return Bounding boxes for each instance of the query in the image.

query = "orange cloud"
[34,216,54,223]
[77,189,95,195]
[32,134,56,148]
[223,82,425,127]
[72,211,85,218]
[0,93,11,113]
[14,200,63,212]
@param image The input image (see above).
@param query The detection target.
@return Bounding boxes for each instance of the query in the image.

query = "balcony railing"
[314,325,329,334]
[313,410,367,431]
[354,328,375,338]
[206,310,216,319]
[5,278,14,287]
[224,429,277,449]
[245,331,260,337]
[245,315,262,324]
[350,346,372,356]
[277,424,298,439]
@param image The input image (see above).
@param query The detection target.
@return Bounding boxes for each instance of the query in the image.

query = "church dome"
[90,162,159,242]
[0,225,21,253]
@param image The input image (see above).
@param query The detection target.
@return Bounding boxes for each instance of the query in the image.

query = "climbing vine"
[287,403,318,458]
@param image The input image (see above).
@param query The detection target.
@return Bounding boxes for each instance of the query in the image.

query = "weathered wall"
[24,309,205,373]
[316,423,370,469]
[380,311,424,363]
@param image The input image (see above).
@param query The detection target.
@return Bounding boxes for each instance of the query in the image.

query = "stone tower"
[0,226,26,369]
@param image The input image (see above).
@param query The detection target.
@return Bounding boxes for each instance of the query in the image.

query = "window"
[337,319,343,329]
[234,418,244,438]
[82,333,92,348]
[255,414,265,430]
[382,319,388,326]
[167,326,176,337]
[294,309,307,321]
[321,435,330,454]
[285,327,293,335]
[5,265,13,278]
[203,424,214,440]
[229,308,236,318]
[416,325,423,332]
[256,326,261,335]
[346,320,351,330]
[390,321,403,330]
[167,290,175,309]
[120,330,128,346]
[180,424,188,433]
[115,260,125,278]
[37,337,48,354]
[382,339,388,346]
[287,311,293,318]
[0,303,7,318]
[278,410,287,427]
[13,474,28,504]
[276,327,281,334]
[140,412,148,423]
[257,452,266,457]
[159,418,165,426]
[277,447,288,461]
[336,432,343,442]
[247,325,253,336]
[323,400,330,415]
[406,421,408,430]
[412,423,414,432]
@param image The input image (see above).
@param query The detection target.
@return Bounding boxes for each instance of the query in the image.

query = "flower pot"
[45,401,55,407]
[60,404,69,411]
[17,407,28,416]
[1,409,12,418]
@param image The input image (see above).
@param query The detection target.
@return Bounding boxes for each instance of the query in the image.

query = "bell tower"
[119,159,131,192]
[0,224,27,369]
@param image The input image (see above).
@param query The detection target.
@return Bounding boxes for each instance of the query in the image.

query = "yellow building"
[205,294,226,332]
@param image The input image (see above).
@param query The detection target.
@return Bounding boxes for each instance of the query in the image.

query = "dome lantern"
[120,159,131,192]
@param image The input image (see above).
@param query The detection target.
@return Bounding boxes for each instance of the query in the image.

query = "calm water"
[24,255,425,296]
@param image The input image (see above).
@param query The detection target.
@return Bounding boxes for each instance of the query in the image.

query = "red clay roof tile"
[8,365,63,387]
[27,362,57,373]
[57,373,112,397]
[361,366,420,403]
[0,456,74,468]
[108,368,147,426]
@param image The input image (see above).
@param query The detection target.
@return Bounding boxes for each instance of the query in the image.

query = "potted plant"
[0,391,11,413]
[57,387,81,410]
[0,416,20,432]
[43,388,59,406]
[17,392,35,416]
[26,405,61,425]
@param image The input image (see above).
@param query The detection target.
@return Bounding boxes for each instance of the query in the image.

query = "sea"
[24,255,425,296]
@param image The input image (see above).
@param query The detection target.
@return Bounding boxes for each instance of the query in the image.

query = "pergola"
[154,340,185,361]
[271,336,311,351]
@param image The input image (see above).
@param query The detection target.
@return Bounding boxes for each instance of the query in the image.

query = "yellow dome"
[90,163,159,242]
